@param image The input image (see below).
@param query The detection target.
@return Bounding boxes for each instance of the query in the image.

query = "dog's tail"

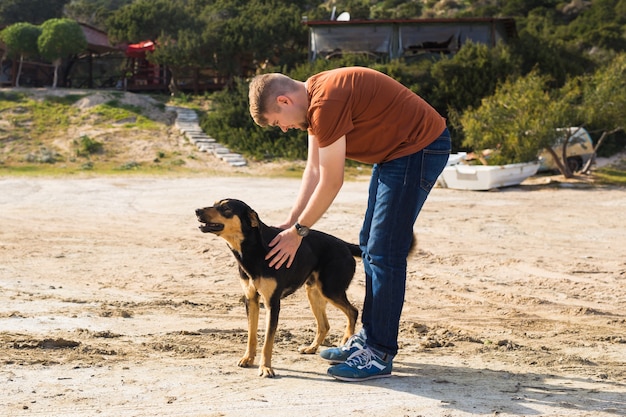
[346,243,362,258]
[347,233,417,258]
[408,233,418,255]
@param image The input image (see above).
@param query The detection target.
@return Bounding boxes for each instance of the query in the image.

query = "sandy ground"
[0,174,625,417]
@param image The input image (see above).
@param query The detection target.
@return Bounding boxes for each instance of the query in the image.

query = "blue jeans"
[359,128,451,356]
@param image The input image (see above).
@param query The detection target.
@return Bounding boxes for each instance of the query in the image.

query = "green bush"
[200,78,307,160]
[25,147,60,164]
[76,135,103,157]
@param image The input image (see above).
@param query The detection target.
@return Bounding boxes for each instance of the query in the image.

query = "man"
[248,66,450,382]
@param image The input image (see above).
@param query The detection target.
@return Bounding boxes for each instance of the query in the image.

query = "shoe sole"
[327,371,392,382]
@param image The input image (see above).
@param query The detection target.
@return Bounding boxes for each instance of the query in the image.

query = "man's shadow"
[352,360,626,416]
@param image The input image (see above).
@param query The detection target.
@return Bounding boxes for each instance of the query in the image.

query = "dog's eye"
[219,206,233,217]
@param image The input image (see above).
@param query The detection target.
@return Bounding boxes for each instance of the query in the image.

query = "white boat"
[438,161,540,191]
[446,152,467,166]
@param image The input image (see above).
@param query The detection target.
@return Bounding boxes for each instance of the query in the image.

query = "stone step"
[221,153,245,162]
[187,134,215,143]
[229,160,248,167]
[213,146,230,155]
[198,143,216,152]
[173,107,246,167]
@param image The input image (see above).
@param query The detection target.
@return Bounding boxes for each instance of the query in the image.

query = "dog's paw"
[237,356,255,368]
[258,365,275,378]
[298,345,319,355]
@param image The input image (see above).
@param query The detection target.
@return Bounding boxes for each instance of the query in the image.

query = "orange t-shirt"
[306,67,446,164]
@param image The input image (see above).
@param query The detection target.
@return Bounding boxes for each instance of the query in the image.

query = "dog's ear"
[248,209,260,228]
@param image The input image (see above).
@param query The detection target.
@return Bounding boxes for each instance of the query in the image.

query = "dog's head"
[195,199,260,252]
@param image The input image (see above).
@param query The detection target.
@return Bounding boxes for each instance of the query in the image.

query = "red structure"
[123,40,168,91]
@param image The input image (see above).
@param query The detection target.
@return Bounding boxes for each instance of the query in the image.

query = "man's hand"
[265,227,302,269]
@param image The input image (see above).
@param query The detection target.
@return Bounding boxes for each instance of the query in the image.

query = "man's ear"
[276,95,291,106]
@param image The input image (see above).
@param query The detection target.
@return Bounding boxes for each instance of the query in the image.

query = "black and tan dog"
[195,198,360,377]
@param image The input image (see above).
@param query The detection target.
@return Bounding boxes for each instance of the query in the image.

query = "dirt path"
[0,176,624,416]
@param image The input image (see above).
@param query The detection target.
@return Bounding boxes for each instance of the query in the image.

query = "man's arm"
[278,134,321,228]
[266,136,346,269]
[297,136,345,228]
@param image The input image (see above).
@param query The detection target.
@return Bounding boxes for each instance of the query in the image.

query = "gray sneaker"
[319,330,367,364]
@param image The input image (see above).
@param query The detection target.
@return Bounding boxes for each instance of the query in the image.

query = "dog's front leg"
[259,296,280,378]
[238,289,259,369]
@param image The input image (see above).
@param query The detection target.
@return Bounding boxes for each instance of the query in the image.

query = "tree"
[501,0,561,17]
[106,0,211,94]
[149,29,210,95]
[431,42,521,113]
[37,18,87,88]
[458,71,573,170]
[560,0,626,51]
[393,1,422,18]
[202,0,308,82]
[510,32,595,88]
[342,0,371,19]
[108,0,309,92]
[578,53,626,173]
[64,0,132,30]
[429,42,521,150]
[0,0,67,26]
[0,22,41,87]
[457,55,626,178]
[106,0,194,44]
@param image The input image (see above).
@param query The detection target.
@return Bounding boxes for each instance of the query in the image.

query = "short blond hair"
[248,73,299,127]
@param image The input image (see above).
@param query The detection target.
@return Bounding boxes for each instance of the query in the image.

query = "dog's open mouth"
[198,221,224,233]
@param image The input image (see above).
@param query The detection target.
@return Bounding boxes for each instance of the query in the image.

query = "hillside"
[0,88,295,176]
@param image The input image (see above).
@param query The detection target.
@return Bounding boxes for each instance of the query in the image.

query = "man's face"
[265,99,308,132]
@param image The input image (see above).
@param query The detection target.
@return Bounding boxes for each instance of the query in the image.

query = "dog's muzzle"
[195,208,225,233]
